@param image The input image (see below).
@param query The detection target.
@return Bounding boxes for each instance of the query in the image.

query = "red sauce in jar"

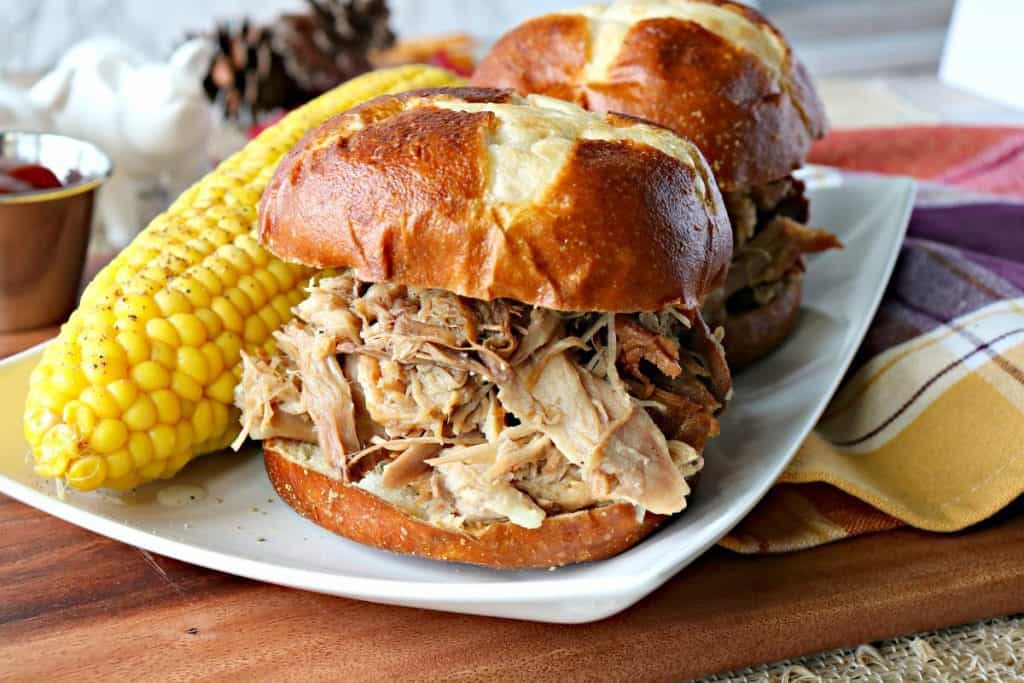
[0,160,63,195]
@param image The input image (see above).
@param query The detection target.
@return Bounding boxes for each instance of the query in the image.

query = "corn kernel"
[114,316,147,335]
[152,389,181,424]
[272,294,292,323]
[107,380,138,411]
[105,449,133,479]
[81,386,121,420]
[211,296,244,333]
[82,354,128,385]
[50,367,87,397]
[172,371,204,403]
[167,243,202,266]
[90,419,128,454]
[81,308,116,331]
[268,260,296,290]
[180,399,197,420]
[237,233,269,266]
[117,330,150,365]
[175,422,194,453]
[132,361,171,391]
[116,294,159,322]
[225,287,254,316]
[146,318,181,348]
[123,274,163,298]
[211,401,230,436]
[214,332,243,365]
[114,266,137,287]
[170,313,207,347]
[155,289,191,316]
[150,340,177,370]
[221,245,255,275]
[176,347,209,384]
[149,425,177,459]
[191,400,215,443]
[62,401,97,438]
[192,266,223,296]
[257,306,281,332]
[243,315,269,345]
[123,395,158,431]
[208,256,240,289]
[24,407,59,445]
[207,371,237,404]
[165,451,193,477]
[229,186,262,207]
[238,275,268,310]
[67,456,108,491]
[140,460,167,480]
[36,424,77,476]
[128,432,154,468]
[200,342,225,380]
[194,308,224,339]
[29,366,52,391]
[254,269,280,298]
[37,385,69,411]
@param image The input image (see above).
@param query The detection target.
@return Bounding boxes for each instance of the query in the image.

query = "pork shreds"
[236,272,728,530]
[706,176,841,322]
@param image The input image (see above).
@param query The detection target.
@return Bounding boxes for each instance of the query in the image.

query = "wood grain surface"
[2,332,1023,682]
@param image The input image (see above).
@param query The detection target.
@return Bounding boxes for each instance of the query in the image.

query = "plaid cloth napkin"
[722,126,1024,553]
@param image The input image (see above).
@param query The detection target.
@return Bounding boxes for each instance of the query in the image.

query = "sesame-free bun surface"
[260,87,731,313]
[472,0,827,191]
[264,438,665,569]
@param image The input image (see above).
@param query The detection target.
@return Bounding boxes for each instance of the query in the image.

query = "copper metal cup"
[0,131,112,333]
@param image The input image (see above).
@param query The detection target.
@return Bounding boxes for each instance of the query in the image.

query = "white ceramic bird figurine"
[11,37,215,247]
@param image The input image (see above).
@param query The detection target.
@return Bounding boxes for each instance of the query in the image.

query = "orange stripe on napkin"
[809,126,1023,181]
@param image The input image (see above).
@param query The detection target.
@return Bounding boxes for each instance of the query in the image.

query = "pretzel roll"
[472,0,827,191]
[260,87,731,312]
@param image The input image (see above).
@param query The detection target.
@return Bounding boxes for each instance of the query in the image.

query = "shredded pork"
[236,272,728,530]
[707,176,841,322]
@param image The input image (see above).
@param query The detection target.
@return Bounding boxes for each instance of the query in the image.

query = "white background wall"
[0,0,959,79]
[0,0,584,73]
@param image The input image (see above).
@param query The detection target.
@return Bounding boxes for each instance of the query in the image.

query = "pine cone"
[199,0,395,121]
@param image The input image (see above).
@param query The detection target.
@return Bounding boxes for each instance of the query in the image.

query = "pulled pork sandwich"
[236,87,733,568]
[472,0,842,368]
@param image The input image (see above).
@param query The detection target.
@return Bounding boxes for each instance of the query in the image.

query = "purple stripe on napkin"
[850,200,1024,374]
[908,203,1024,261]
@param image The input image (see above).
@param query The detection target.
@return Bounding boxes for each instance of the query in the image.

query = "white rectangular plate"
[0,170,915,624]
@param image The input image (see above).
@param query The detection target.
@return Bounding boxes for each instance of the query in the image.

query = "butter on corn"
[23,65,464,491]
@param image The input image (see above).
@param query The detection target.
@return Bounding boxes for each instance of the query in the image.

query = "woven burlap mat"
[701,614,1024,682]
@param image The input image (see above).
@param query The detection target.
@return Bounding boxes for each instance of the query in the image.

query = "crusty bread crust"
[471,1,827,191]
[722,275,802,370]
[259,86,731,313]
[264,438,666,569]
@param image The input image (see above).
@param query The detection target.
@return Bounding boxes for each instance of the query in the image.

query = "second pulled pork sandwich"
[472,0,842,368]
[236,87,732,568]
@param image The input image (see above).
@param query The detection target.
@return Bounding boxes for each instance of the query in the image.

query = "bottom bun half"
[264,438,667,569]
[723,276,803,371]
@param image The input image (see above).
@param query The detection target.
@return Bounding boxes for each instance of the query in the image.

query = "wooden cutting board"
[2,334,1023,682]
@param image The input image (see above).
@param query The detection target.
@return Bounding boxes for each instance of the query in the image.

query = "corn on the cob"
[23,65,464,491]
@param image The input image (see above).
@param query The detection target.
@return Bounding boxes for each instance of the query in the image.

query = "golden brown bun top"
[471,0,828,191]
[260,86,731,313]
